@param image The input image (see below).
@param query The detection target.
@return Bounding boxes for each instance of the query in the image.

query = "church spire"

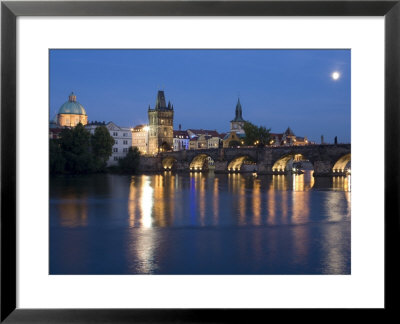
[236,98,242,120]
[232,97,244,122]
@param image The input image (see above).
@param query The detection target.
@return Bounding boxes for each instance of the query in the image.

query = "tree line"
[228,121,272,147]
[50,123,140,174]
[49,121,271,174]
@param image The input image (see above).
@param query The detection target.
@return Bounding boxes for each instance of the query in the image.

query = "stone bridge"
[139,144,351,177]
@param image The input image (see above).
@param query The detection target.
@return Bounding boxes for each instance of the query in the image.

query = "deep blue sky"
[50,49,350,143]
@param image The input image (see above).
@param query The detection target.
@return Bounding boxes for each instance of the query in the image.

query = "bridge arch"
[272,153,313,173]
[332,153,351,174]
[157,145,351,176]
[189,153,215,172]
[162,156,177,170]
[227,155,257,172]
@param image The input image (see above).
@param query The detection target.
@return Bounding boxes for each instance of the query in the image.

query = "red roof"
[50,128,63,134]
[173,130,189,138]
[188,129,220,137]
[133,124,148,130]
[270,133,283,139]
[49,127,63,139]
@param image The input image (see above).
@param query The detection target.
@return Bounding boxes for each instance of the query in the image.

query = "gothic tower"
[230,98,245,134]
[148,90,174,154]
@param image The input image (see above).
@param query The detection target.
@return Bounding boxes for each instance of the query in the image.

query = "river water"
[50,171,351,274]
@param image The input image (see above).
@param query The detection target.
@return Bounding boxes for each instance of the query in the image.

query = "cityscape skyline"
[50,49,351,143]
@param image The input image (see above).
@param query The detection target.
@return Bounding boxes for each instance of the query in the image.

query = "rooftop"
[58,92,87,116]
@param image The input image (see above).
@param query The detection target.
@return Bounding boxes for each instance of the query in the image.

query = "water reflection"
[314,175,351,191]
[321,223,350,274]
[128,178,136,227]
[213,177,219,225]
[125,171,350,228]
[128,228,158,274]
[292,171,315,191]
[267,183,276,225]
[55,190,88,228]
[333,175,351,192]
[252,180,261,225]
[128,175,154,228]
[140,176,153,228]
[50,171,351,274]
[291,224,310,267]
[52,171,350,230]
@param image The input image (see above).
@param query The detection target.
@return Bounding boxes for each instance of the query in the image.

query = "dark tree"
[118,147,141,173]
[58,123,94,174]
[91,126,114,170]
[243,121,271,147]
[49,139,65,174]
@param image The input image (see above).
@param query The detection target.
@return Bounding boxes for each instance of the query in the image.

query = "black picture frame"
[1,0,399,322]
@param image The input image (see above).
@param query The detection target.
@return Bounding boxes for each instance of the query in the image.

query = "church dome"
[58,92,87,115]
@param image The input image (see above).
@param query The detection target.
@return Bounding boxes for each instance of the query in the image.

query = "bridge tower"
[148,90,174,154]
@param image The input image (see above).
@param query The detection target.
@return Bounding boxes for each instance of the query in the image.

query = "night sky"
[50,49,351,143]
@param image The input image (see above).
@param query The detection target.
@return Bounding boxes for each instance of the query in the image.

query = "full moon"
[332,71,340,80]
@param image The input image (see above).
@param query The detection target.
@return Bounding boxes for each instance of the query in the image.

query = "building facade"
[270,127,312,146]
[56,92,88,127]
[86,121,132,166]
[207,136,222,149]
[148,91,174,154]
[132,124,149,154]
[173,130,190,151]
[186,129,222,150]
[223,131,244,148]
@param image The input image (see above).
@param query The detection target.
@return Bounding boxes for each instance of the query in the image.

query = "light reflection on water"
[50,171,351,274]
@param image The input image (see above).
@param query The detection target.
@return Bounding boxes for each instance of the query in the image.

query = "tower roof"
[57,92,87,115]
[231,98,245,122]
[285,127,295,136]
[155,90,166,108]
[151,90,173,110]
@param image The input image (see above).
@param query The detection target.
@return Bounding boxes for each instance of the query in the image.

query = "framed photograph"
[1,0,399,322]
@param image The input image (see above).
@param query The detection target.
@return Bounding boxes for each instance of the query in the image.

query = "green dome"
[58,92,87,115]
